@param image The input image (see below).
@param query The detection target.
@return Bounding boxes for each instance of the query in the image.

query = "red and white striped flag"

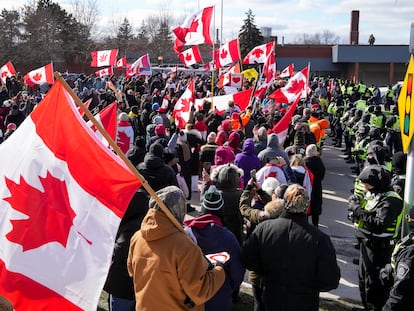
[277,63,294,79]
[0,61,16,84]
[213,38,240,69]
[173,6,213,53]
[116,56,126,68]
[130,54,151,75]
[173,80,195,129]
[90,49,118,67]
[269,65,309,104]
[23,63,54,86]
[178,46,203,67]
[242,41,275,64]
[95,67,113,78]
[0,80,140,310]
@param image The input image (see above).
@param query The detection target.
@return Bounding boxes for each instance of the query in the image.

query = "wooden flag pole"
[54,72,185,233]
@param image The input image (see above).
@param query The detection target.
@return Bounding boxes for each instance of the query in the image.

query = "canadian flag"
[277,63,294,78]
[173,6,213,53]
[130,54,151,74]
[242,41,275,64]
[178,46,203,67]
[269,65,309,104]
[263,50,276,83]
[195,88,252,114]
[0,80,140,310]
[95,67,113,78]
[217,62,241,88]
[173,80,195,129]
[90,49,118,67]
[86,102,118,147]
[116,56,126,68]
[213,38,240,69]
[23,63,54,86]
[0,61,16,84]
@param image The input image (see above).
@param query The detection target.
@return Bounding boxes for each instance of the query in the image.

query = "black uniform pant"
[358,238,393,311]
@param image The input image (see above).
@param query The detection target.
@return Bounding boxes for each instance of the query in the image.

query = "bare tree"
[69,0,99,38]
[294,30,340,45]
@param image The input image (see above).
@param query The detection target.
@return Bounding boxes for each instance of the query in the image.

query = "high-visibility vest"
[355,99,367,110]
[355,190,403,238]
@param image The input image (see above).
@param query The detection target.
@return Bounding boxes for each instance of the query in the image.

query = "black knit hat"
[201,185,224,215]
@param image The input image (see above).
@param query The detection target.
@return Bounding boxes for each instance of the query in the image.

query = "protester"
[234,138,262,187]
[0,295,13,311]
[242,183,341,311]
[127,186,226,310]
[184,185,245,311]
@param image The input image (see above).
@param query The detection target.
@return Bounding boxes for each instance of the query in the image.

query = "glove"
[379,264,394,287]
[348,195,361,212]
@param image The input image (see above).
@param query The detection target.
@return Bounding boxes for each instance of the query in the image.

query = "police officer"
[348,165,403,311]
[381,209,414,311]
[384,105,403,153]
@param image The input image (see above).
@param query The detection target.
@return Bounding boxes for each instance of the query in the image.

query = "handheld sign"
[398,55,414,153]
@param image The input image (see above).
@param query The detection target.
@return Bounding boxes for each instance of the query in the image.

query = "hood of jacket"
[267,133,280,149]
[242,138,255,155]
[140,208,182,242]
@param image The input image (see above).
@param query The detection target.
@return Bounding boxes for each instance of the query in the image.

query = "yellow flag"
[398,55,414,153]
[242,68,258,82]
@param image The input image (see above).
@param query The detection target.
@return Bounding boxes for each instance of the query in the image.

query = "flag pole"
[54,72,185,233]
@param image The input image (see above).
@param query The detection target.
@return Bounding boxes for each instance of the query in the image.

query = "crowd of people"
[0,68,413,311]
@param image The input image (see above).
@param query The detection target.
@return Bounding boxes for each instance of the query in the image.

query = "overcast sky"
[2,0,413,45]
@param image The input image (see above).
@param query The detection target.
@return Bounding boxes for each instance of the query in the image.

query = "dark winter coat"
[304,155,326,216]
[104,189,149,299]
[137,153,178,191]
[242,212,340,311]
[257,133,290,166]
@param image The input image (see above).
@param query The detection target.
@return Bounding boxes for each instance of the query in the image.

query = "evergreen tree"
[238,9,264,59]
[117,17,135,55]
[0,9,22,64]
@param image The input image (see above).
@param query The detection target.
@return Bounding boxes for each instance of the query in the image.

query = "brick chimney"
[350,10,359,45]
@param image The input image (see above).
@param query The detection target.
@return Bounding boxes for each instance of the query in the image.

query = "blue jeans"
[108,294,135,311]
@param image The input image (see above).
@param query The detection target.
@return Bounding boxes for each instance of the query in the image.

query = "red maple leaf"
[220,49,228,60]
[286,78,305,94]
[117,130,130,153]
[99,53,108,62]
[1,71,8,78]
[179,97,191,112]
[4,172,77,251]
[33,72,43,81]
[185,52,193,62]
[189,18,199,32]
[251,48,264,58]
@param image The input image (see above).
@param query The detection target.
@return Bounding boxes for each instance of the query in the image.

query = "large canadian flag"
[0,81,140,310]
[269,65,309,104]
[263,50,276,83]
[178,46,203,67]
[277,63,294,78]
[23,63,54,87]
[90,49,118,67]
[0,61,16,84]
[213,38,240,69]
[195,88,252,114]
[173,80,195,129]
[173,6,213,53]
[242,41,275,64]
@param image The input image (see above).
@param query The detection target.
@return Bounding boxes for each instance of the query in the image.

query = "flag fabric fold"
[90,49,118,67]
[213,38,240,69]
[129,54,151,76]
[0,80,140,310]
[277,63,294,78]
[242,41,275,64]
[263,50,276,83]
[173,6,213,53]
[269,65,309,104]
[195,88,252,114]
[178,46,203,67]
[0,61,16,84]
[23,63,54,86]
[172,80,195,129]
[116,56,127,68]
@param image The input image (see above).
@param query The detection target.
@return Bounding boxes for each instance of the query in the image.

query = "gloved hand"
[379,264,394,287]
[348,194,361,212]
